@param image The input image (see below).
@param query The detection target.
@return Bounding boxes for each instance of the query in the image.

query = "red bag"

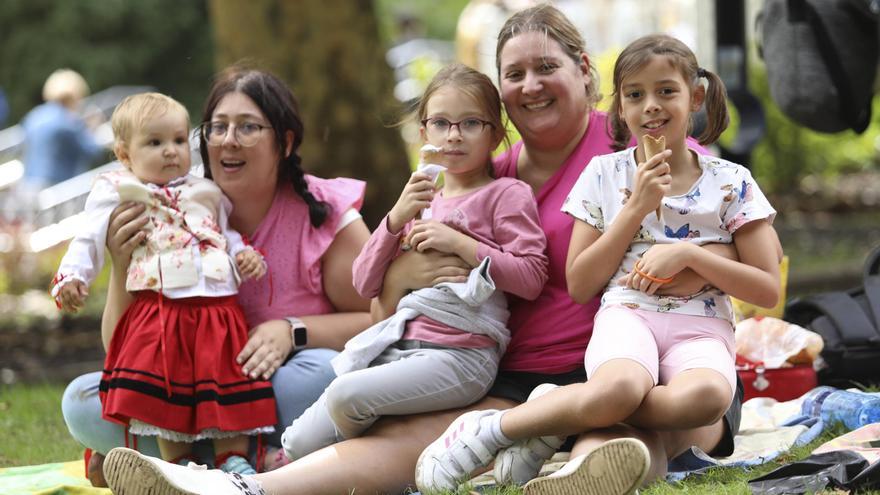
[736,355,817,402]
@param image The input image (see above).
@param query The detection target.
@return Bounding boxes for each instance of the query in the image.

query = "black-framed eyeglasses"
[420,117,494,139]
[200,121,272,147]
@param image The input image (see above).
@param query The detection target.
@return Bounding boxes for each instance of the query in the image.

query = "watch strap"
[285,317,308,348]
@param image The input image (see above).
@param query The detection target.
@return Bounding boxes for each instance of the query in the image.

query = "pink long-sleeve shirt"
[353,177,548,348]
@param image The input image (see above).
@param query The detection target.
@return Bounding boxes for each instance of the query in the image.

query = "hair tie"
[697,67,708,79]
[633,261,675,285]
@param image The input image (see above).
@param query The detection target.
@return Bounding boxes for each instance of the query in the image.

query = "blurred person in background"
[20,69,105,194]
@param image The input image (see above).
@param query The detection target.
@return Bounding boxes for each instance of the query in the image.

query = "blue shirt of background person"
[21,69,105,189]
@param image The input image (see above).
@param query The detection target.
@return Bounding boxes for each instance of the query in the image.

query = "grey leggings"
[281,340,498,460]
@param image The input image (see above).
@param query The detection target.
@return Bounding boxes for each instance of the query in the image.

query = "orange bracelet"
[633,265,675,285]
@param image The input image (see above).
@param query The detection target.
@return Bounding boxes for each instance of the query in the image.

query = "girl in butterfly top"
[278,63,548,462]
[559,33,780,433]
[52,93,275,474]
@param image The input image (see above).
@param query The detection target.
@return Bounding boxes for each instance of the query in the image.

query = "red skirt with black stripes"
[99,292,277,435]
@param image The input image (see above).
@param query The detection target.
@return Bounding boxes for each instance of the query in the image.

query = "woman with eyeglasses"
[60,67,372,485]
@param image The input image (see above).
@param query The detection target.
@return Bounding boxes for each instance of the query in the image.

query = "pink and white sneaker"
[415,409,504,494]
[494,383,567,486]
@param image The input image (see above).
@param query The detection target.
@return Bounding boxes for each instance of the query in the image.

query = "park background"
[0,0,878,492]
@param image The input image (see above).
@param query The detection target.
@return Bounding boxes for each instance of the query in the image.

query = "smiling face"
[420,85,501,180]
[206,92,281,200]
[617,55,704,153]
[498,31,591,148]
[118,109,191,185]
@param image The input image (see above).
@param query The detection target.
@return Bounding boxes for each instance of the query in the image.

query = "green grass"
[1,384,878,494]
[641,425,857,495]
[434,424,867,495]
[0,382,84,468]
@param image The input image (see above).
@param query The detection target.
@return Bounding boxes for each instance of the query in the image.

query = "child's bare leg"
[499,359,653,440]
[156,438,193,463]
[626,369,732,430]
[214,436,249,459]
[213,436,257,473]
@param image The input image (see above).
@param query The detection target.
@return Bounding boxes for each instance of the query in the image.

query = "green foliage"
[374,0,471,44]
[0,0,214,123]
[421,423,880,495]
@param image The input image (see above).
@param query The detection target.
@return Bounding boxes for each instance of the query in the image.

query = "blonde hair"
[608,34,729,150]
[111,92,190,158]
[42,69,89,106]
[496,3,601,107]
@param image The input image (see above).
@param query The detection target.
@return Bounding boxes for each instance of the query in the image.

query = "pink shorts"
[584,305,736,399]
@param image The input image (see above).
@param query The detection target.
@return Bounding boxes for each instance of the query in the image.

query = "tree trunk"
[208,0,409,228]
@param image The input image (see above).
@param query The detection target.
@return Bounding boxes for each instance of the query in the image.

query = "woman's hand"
[237,319,293,380]
[106,202,148,268]
[374,249,471,321]
[653,268,710,297]
[630,149,672,218]
[101,202,147,349]
[387,172,436,233]
[389,249,471,290]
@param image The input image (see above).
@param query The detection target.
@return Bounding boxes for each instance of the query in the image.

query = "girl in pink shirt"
[276,63,548,463]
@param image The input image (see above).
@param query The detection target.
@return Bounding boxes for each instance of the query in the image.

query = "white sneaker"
[522,438,650,495]
[494,383,566,486]
[104,447,248,495]
[415,409,504,494]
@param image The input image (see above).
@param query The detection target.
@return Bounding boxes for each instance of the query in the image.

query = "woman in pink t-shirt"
[95,6,768,495]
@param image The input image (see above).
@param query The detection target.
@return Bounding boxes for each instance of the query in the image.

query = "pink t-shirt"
[237,175,365,328]
[353,177,549,348]
[492,111,610,373]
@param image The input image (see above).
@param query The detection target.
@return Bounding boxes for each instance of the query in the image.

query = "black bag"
[749,450,880,494]
[784,246,880,385]
[758,0,878,133]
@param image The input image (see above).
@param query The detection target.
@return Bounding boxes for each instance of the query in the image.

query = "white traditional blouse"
[53,169,257,300]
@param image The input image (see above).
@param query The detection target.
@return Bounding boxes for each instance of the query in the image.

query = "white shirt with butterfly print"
[562,147,776,323]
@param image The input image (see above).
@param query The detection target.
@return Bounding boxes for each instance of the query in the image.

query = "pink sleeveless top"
[237,175,365,328]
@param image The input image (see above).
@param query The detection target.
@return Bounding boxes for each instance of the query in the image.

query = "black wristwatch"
[285,317,308,349]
